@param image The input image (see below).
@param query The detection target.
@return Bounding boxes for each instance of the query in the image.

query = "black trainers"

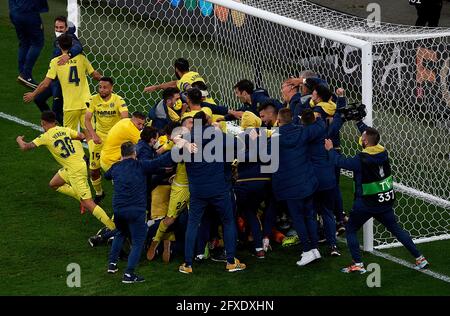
[94,192,106,205]
[88,235,104,247]
[107,263,118,274]
[17,74,38,89]
[122,273,145,284]
[210,248,227,263]
[330,246,341,257]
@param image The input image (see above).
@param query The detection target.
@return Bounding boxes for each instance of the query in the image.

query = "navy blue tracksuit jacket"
[104,153,173,214]
[271,120,325,201]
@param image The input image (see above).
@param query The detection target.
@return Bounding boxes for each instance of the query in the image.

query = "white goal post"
[70,0,450,251]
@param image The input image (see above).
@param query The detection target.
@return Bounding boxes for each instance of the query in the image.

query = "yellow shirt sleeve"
[67,127,79,139]
[117,96,128,113]
[31,133,48,147]
[167,107,181,122]
[46,59,57,80]
[129,125,141,144]
[86,97,95,113]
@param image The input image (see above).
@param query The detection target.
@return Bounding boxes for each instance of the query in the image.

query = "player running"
[16,111,115,231]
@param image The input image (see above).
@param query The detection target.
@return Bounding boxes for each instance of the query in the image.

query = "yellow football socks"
[92,205,115,230]
[154,221,168,242]
[91,176,103,196]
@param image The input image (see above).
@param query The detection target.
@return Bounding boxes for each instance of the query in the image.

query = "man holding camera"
[324,123,429,273]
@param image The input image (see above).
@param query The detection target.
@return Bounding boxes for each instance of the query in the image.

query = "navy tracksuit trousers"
[185,193,237,266]
[109,211,148,274]
[346,206,421,262]
[34,80,63,124]
[9,12,44,78]
[285,196,318,252]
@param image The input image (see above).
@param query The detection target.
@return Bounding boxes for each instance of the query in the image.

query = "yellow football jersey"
[32,126,86,171]
[100,118,141,166]
[167,107,181,123]
[173,162,188,186]
[177,71,204,92]
[87,93,128,135]
[46,54,94,112]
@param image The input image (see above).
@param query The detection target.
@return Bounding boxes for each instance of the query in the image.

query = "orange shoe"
[226,258,246,272]
[179,263,193,274]
[146,240,159,261]
[341,262,367,274]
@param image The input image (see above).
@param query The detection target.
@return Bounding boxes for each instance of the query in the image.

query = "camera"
[337,103,367,122]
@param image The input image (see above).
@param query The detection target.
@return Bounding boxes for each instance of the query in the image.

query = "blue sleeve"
[329,150,361,172]
[140,152,174,174]
[336,96,347,109]
[68,35,83,58]
[53,37,62,57]
[104,167,113,180]
[148,104,157,120]
[356,121,369,134]
[201,102,229,116]
[53,35,83,58]
[327,114,344,139]
[294,103,310,124]
[303,119,326,142]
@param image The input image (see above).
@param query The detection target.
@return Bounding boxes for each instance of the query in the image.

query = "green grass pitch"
[0,0,449,295]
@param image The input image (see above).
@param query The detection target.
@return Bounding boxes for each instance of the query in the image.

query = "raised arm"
[356,120,369,134]
[140,151,175,174]
[91,70,102,81]
[201,102,230,116]
[325,139,361,172]
[16,136,37,151]
[143,80,178,93]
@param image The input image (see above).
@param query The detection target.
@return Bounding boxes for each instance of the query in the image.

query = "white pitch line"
[371,249,450,284]
[1,112,88,148]
[2,111,450,284]
[337,237,450,284]
[0,112,44,132]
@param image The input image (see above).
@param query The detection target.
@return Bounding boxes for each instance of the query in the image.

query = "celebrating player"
[143,57,205,94]
[23,33,102,147]
[16,111,115,230]
[100,111,146,171]
[85,77,128,203]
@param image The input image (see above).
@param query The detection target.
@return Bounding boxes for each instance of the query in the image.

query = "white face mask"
[55,31,64,38]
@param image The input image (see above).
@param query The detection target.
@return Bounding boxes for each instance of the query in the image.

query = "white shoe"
[312,248,321,259]
[296,250,316,266]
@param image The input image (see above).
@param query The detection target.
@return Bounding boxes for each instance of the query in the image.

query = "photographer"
[324,126,429,273]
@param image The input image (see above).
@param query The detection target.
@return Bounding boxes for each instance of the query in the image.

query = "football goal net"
[69,0,450,250]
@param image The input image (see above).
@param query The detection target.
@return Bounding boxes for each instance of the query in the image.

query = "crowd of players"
[15,15,429,284]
